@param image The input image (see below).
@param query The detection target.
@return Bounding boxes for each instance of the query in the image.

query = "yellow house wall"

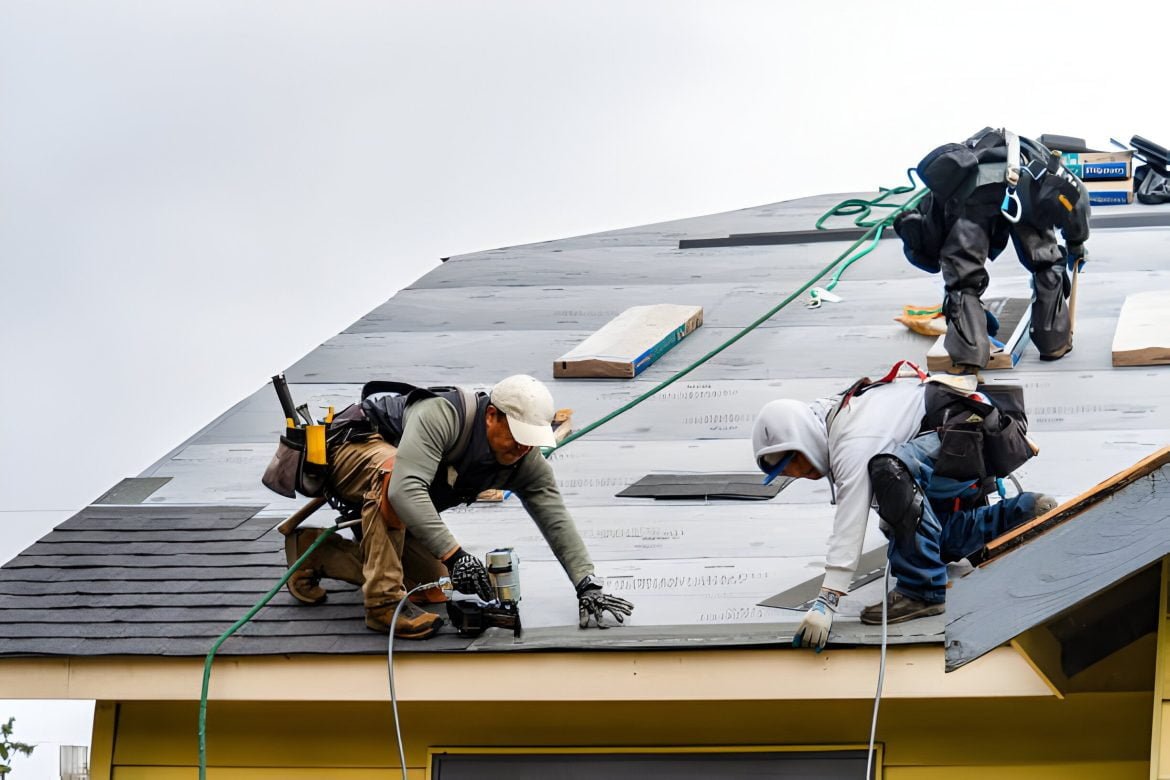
[1152,559,1170,779]
[96,693,1151,779]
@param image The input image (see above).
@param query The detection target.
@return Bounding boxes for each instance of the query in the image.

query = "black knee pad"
[868,454,924,553]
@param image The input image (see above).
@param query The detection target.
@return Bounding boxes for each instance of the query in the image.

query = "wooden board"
[1112,290,1170,366]
[969,446,1170,565]
[553,304,703,378]
[927,297,1031,372]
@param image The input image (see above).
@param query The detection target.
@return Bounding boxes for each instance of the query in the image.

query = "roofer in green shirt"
[285,374,632,639]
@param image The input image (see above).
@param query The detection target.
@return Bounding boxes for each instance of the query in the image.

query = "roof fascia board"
[0,646,1051,702]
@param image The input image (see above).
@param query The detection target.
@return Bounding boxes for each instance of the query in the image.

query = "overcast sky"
[1,1,1166,776]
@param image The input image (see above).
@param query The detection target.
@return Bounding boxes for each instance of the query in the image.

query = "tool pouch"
[261,425,328,499]
[935,427,985,481]
[977,385,1033,478]
[924,382,1033,481]
[917,143,980,203]
[1032,172,1081,228]
[893,192,945,274]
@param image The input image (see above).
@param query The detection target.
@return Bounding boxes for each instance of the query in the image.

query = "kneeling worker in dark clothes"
[290,375,632,639]
[751,366,1056,651]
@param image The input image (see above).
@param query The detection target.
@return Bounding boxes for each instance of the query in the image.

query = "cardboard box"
[1083,177,1134,205]
[1063,150,1133,180]
[553,304,703,378]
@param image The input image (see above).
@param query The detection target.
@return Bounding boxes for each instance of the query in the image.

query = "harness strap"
[450,389,478,463]
[1003,129,1021,187]
[825,360,928,433]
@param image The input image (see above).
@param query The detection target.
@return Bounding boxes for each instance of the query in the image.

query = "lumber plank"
[1112,290,1170,367]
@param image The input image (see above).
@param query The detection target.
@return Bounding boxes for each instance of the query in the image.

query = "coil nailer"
[445,548,522,638]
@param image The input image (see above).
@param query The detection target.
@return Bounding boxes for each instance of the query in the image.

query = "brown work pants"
[329,435,446,608]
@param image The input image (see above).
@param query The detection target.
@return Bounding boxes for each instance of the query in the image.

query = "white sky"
[1,1,1166,776]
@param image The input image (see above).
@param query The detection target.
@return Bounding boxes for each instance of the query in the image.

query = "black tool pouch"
[982,414,1031,477]
[977,385,1033,477]
[1033,173,1081,228]
[935,426,986,480]
[917,143,979,202]
[894,193,945,274]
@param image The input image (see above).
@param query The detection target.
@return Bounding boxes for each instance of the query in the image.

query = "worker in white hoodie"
[751,364,1055,651]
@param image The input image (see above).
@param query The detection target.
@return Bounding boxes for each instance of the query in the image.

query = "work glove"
[576,575,634,629]
[1066,242,1087,272]
[793,588,839,652]
[443,547,494,602]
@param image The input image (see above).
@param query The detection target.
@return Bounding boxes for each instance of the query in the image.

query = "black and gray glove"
[576,574,634,629]
[444,547,494,602]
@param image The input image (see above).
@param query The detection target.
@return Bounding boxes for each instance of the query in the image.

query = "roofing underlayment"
[3,193,1169,658]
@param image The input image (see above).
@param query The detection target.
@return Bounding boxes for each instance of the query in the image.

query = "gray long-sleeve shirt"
[386,397,594,587]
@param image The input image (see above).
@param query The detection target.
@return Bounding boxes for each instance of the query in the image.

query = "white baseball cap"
[490,375,557,448]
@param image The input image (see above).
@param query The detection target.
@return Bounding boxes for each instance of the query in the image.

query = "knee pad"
[868,454,925,553]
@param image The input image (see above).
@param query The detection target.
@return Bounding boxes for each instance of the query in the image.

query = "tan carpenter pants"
[329,435,447,608]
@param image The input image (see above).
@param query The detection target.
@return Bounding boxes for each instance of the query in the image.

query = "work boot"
[284,527,364,605]
[868,454,925,555]
[288,566,326,605]
[408,584,449,605]
[365,601,444,640]
[860,591,945,625]
[1030,493,1059,518]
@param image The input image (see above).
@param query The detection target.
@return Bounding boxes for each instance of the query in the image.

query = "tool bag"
[893,193,946,274]
[922,381,1033,483]
[261,380,477,500]
[261,408,373,500]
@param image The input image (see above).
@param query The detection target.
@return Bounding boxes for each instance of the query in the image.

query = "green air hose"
[197,182,926,779]
[198,525,344,780]
[551,183,925,452]
[808,169,921,300]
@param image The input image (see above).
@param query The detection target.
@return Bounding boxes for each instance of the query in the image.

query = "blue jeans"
[882,432,1041,604]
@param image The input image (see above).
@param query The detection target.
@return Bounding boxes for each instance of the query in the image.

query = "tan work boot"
[408,584,449,605]
[284,527,364,605]
[365,601,444,639]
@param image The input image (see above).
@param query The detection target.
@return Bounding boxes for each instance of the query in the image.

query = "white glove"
[793,589,839,652]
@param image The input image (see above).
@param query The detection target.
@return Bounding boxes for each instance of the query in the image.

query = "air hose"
[808,170,921,303]
[551,182,925,452]
[197,519,357,780]
[197,181,926,779]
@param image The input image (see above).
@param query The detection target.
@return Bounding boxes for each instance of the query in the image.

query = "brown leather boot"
[365,601,444,639]
[860,591,945,625]
[285,527,364,605]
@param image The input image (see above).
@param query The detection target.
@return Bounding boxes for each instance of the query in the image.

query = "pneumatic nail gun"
[445,548,522,638]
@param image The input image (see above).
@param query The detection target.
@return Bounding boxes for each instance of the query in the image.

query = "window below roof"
[429,746,875,779]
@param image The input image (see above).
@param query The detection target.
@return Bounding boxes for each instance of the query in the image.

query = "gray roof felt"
[3,193,1170,658]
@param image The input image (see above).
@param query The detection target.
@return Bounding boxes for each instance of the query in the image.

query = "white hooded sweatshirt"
[752,378,926,593]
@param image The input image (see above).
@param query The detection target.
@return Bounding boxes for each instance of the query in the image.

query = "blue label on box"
[1088,190,1130,206]
[1081,161,1129,180]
